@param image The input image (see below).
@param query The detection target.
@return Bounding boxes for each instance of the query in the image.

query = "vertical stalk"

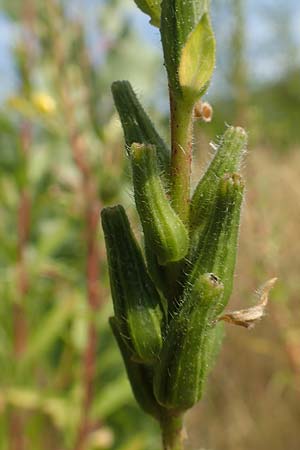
[14,122,31,357]
[164,51,195,450]
[10,124,31,450]
[160,412,184,450]
[46,2,103,448]
[69,132,102,450]
[10,2,35,449]
[169,93,194,224]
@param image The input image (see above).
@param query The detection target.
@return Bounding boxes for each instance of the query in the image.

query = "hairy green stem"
[170,93,194,224]
[160,412,184,450]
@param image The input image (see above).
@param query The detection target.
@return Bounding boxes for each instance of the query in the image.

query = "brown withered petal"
[217,278,278,329]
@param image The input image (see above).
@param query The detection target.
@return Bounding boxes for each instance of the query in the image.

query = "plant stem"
[170,92,194,224]
[160,412,184,450]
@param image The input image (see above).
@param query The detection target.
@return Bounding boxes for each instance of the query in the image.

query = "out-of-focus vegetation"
[0,0,299,449]
[0,1,159,449]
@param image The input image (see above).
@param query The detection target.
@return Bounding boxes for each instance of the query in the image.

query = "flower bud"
[109,317,161,418]
[154,273,224,410]
[190,126,247,232]
[190,173,245,313]
[101,205,164,364]
[131,143,189,265]
[111,81,170,173]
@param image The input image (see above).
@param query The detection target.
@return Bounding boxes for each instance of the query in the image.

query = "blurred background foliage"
[0,0,299,449]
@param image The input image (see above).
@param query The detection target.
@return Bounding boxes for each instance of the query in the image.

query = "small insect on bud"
[194,101,213,122]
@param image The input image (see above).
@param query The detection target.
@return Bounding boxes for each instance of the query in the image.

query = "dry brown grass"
[187,147,300,450]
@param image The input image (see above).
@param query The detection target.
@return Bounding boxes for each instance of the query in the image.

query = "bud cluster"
[101,123,246,416]
[101,1,275,446]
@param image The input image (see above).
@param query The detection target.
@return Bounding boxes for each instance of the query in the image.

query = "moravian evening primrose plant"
[101,1,277,449]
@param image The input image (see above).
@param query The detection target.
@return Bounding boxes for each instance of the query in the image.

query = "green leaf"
[160,0,210,96]
[179,13,216,99]
[133,0,161,27]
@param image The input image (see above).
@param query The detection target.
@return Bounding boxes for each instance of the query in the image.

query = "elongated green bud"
[111,81,170,173]
[154,273,224,410]
[133,0,161,27]
[101,205,164,364]
[161,0,215,100]
[190,126,247,231]
[190,173,245,313]
[109,317,161,418]
[131,143,189,265]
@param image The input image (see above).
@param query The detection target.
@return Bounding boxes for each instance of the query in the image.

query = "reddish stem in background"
[69,131,103,450]
[10,124,32,450]
[15,124,31,354]
[10,0,36,445]
[46,3,104,444]
[9,122,32,450]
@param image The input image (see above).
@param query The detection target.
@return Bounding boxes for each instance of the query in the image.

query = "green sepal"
[189,173,245,314]
[111,80,170,173]
[131,143,189,265]
[133,0,161,27]
[190,126,247,232]
[160,0,211,98]
[101,205,164,364]
[109,317,161,419]
[154,273,224,411]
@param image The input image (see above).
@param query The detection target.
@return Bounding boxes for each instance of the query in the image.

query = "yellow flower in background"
[31,92,56,115]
